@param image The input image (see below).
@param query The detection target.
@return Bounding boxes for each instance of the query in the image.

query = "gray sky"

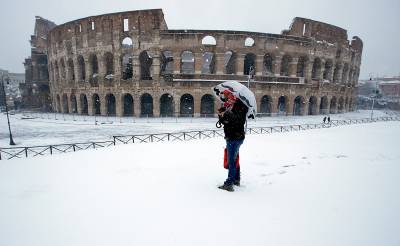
[0,0,399,79]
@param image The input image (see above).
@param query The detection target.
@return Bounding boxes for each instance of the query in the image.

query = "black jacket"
[219,99,248,140]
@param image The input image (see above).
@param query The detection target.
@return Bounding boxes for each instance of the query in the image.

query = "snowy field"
[0,121,399,245]
[0,110,390,147]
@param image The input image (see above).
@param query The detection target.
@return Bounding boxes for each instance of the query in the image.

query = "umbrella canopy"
[212,81,257,119]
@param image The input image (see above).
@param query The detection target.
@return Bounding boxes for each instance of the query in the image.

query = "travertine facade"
[47,9,363,117]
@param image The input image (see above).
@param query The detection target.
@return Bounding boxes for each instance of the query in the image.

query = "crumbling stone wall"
[46,9,362,117]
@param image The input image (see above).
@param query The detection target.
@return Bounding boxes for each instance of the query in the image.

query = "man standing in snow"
[217,89,248,192]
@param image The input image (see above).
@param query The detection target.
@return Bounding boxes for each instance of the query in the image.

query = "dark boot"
[233,180,240,186]
[218,183,234,192]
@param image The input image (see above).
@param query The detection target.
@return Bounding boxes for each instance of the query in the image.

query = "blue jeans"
[225,139,244,185]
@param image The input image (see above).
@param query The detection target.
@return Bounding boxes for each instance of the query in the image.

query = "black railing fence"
[1,116,399,160]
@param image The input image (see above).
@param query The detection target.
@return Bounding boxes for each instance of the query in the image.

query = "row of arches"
[50,51,360,85]
[55,92,353,116]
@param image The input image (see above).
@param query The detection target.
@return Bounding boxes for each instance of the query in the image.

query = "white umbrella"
[212,81,257,119]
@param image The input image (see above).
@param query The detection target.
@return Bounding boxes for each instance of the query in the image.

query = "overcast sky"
[0,0,399,79]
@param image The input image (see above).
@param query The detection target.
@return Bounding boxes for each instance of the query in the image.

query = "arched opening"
[56,94,61,112]
[260,95,272,116]
[320,96,329,114]
[60,59,66,80]
[122,54,133,80]
[277,96,287,115]
[280,55,291,76]
[330,97,337,114]
[123,94,134,116]
[308,96,318,115]
[181,51,194,74]
[89,54,99,80]
[244,53,256,75]
[323,60,333,80]
[92,94,101,115]
[121,37,133,48]
[201,52,215,74]
[161,50,173,75]
[160,94,174,117]
[224,51,236,74]
[70,95,78,113]
[140,93,153,117]
[200,94,214,117]
[62,94,69,113]
[67,58,75,81]
[139,50,153,80]
[104,52,114,77]
[297,56,307,77]
[80,94,88,115]
[263,54,274,75]
[311,58,321,79]
[180,94,194,117]
[293,96,304,116]
[201,35,216,45]
[106,94,116,116]
[245,37,255,47]
[338,97,344,113]
[77,56,85,81]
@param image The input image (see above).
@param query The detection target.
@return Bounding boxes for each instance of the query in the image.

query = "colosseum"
[47,9,363,117]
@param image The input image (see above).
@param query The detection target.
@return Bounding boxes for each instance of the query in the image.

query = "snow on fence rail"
[1,117,399,160]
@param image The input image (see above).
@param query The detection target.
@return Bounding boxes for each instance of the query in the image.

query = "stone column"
[287,97,294,116]
[215,53,225,75]
[289,58,298,78]
[305,60,313,83]
[273,56,282,77]
[316,97,321,115]
[319,59,325,81]
[194,53,203,75]
[173,52,181,74]
[76,94,82,114]
[152,55,161,80]
[84,55,91,83]
[194,93,201,117]
[133,94,141,117]
[173,95,180,117]
[114,52,122,81]
[115,94,123,117]
[132,54,140,80]
[235,53,244,75]
[98,52,106,80]
[153,94,160,117]
[255,55,264,76]
[100,94,107,116]
[87,94,94,116]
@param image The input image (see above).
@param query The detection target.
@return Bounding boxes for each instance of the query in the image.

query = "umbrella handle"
[216,120,223,128]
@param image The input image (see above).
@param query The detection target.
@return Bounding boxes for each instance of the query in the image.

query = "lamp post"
[1,74,16,145]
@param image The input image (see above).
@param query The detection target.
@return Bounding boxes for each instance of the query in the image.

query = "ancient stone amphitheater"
[47,9,363,117]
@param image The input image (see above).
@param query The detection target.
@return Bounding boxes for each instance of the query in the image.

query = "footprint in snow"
[336,155,348,158]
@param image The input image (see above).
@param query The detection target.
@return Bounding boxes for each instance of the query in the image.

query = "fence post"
[50,145,53,155]
[73,144,76,152]
[25,147,28,158]
[113,136,116,145]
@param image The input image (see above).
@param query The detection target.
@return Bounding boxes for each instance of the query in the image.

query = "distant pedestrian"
[323,116,327,124]
[328,116,331,123]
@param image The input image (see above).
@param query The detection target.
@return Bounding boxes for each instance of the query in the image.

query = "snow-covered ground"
[0,110,389,147]
[0,122,399,245]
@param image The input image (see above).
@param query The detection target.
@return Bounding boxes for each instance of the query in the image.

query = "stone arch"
[200,94,214,117]
[293,96,305,116]
[140,93,153,117]
[245,37,255,47]
[89,54,99,79]
[62,94,69,113]
[181,51,194,74]
[201,52,215,74]
[201,35,216,46]
[323,59,333,80]
[224,51,236,75]
[161,50,174,75]
[106,94,116,116]
[244,53,256,75]
[263,54,274,75]
[80,94,88,115]
[56,94,61,112]
[277,96,288,115]
[260,95,272,116]
[121,37,133,48]
[296,56,307,77]
[180,94,194,117]
[160,93,174,117]
[104,52,114,76]
[139,50,153,80]
[330,97,337,114]
[77,55,86,81]
[308,96,318,115]
[312,57,322,79]
[67,58,75,81]
[70,94,78,113]
[280,55,292,76]
[122,53,133,80]
[92,94,101,115]
[320,96,329,114]
[123,94,134,116]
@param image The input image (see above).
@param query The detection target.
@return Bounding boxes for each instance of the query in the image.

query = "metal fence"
[1,116,399,160]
